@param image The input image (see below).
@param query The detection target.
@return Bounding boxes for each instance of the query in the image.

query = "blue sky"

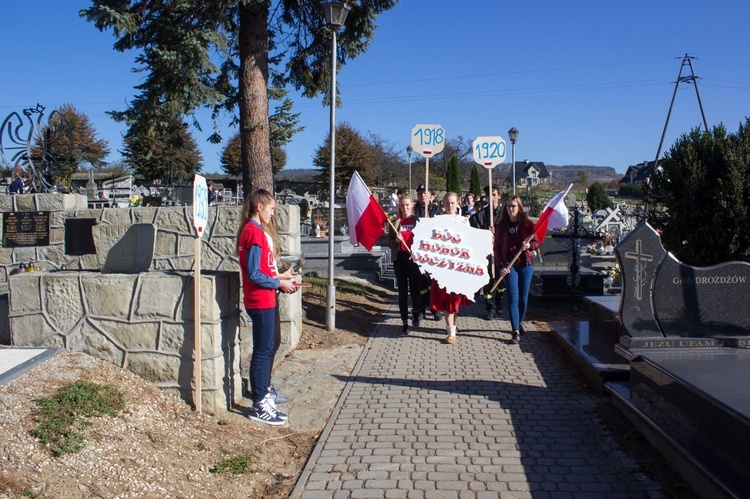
[1,1,748,175]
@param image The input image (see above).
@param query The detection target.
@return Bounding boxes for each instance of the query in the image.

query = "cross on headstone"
[624,239,653,300]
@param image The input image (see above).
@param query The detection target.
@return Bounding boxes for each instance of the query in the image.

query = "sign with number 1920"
[411,124,445,158]
[472,136,507,169]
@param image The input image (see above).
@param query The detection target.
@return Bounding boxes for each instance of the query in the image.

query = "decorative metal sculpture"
[0,104,74,192]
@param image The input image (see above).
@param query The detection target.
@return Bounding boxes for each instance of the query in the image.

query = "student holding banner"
[387,195,422,336]
[494,195,541,345]
[414,184,443,322]
[430,192,472,344]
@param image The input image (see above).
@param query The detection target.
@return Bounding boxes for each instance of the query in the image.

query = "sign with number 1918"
[411,124,445,157]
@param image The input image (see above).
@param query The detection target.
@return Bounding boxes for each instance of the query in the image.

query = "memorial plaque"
[654,255,750,337]
[538,237,570,266]
[2,211,50,247]
[614,222,666,337]
[65,218,98,256]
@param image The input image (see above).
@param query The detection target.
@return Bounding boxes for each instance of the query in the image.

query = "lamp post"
[508,127,519,196]
[406,145,413,197]
[324,1,350,332]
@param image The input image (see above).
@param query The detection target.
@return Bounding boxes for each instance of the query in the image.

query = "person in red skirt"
[429,192,472,344]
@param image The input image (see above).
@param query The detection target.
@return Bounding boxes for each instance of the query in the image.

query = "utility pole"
[648,54,709,217]
[654,54,709,170]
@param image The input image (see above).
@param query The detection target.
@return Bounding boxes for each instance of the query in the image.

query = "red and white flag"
[531,183,573,243]
[346,171,388,251]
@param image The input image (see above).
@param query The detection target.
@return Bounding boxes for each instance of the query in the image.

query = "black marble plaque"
[654,255,750,337]
[2,211,50,247]
[614,222,666,337]
[538,237,571,266]
[65,218,98,256]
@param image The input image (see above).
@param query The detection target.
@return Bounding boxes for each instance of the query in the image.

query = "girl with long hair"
[237,189,299,425]
[429,192,472,344]
[493,195,541,344]
[387,194,422,336]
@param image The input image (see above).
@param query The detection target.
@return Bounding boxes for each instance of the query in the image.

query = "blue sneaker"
[269,386,288,405]
[248,394,285,426]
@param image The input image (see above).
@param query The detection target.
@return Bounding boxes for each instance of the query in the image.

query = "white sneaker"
[248,394,286,426]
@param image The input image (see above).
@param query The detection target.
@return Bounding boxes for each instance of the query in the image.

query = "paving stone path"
[292,299,663,498]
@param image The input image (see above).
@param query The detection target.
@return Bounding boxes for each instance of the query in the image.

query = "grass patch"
[304,276,378,296]
[211,454,253,474]
[29,381,126,457]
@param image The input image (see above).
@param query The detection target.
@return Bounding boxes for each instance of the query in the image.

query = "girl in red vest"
[237,189,299,425]
[387,194,422,336]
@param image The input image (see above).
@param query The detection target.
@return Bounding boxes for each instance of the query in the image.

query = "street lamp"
[508,127,519,196]
[406,145,413,197]
[324,1,350,332]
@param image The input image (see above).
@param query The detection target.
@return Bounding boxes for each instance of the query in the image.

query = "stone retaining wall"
[8,271,240,413]
[2,193,304,410]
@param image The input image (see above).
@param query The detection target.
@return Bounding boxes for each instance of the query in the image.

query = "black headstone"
[614,222,666,337]
[654,255,750,337]
[537,237,570,266]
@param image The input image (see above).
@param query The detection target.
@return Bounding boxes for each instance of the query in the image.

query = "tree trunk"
[238,2,272,195]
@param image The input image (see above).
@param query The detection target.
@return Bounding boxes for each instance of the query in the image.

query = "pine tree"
[314,122,375,187]
[647,119,750,265]
[469,164,482,198]
[585,182,613,212]
[122,116,203,181]
[34,104,110,181]
[446,155,462,195]
[81,1,397,192]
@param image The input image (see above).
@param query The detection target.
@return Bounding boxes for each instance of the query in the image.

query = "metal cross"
[624,239,654,301]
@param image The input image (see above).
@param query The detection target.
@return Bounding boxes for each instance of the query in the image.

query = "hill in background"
[548,165,621,185]
[278,164,623,187]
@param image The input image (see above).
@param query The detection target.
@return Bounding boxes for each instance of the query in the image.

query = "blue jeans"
[246,307,276,405]
[505,264,533,331]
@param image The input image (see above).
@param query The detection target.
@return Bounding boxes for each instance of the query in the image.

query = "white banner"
[411,215,493,297]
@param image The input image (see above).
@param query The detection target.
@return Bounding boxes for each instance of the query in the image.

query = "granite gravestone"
[612,221,750,498]
[537,236,570,267]
[615,221,750,348]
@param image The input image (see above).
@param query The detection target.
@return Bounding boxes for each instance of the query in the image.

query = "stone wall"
[2,193,304,409]
[0,193,301,281]
[0,194,88,282]
[8,271,240,413]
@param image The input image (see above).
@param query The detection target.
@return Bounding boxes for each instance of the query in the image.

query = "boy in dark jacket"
[470,185,505,320]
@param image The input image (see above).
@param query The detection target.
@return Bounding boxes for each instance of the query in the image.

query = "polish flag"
[531,183,573,243]
[346,171,388,251]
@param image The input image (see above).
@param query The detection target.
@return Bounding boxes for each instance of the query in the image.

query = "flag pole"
[424,158,430,218]
[488,233,535,293]
[488,183,573,293]
[387,217,414,256]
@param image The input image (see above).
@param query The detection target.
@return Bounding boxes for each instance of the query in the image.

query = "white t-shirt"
[390,192,399,207]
